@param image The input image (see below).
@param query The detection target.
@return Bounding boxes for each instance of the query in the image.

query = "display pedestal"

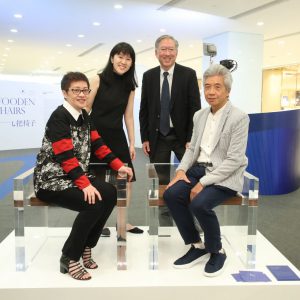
[0,227,299,300]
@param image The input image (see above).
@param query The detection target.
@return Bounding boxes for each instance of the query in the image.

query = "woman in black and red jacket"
[34,71,132,281]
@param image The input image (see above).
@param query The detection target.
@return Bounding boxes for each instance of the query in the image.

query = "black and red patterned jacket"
[34,103,123,193]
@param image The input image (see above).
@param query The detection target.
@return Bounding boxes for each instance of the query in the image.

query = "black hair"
[101,42,138,90]
[61,71,89,91]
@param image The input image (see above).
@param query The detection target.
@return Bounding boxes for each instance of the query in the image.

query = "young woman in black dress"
[87,42,143,234]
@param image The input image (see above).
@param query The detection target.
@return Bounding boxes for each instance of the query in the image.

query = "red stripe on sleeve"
[52,138,73,155]
[94,145,112,160]
[90,130,101,142]
[109,158,124,171]
[61,157,79,173]
[74,175,90,190]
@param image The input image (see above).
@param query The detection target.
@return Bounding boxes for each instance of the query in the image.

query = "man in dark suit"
[139,35,201,225]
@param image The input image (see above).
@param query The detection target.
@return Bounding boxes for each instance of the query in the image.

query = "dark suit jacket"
[139,63,201,158]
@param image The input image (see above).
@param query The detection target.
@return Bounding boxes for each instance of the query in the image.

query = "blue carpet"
[0,154,36,200]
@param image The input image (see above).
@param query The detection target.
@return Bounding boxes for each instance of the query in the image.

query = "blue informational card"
[239,271,271,282]
[232,271,271,282]
[231,273,243,282]
[267,265,300,281]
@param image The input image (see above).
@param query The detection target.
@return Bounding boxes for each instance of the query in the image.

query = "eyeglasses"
[69,88,91,95]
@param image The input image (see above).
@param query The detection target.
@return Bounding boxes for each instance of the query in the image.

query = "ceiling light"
[8,40,14,43]
[3,54,8,57]
[77,34,85,38]
[93,22,101,26]
[10,29,18,33]
[57,51,63,55]
[256,21,264,26]
[14,14,23,18]
[160,28,166,33]
[5,47,10,51]
[65,44,72,47]
[114,4,123,9]
[136,39,142,43]
[278,40,285,45]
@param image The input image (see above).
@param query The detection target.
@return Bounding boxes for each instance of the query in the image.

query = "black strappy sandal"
[82,247,98,269]
[60,254,91,280]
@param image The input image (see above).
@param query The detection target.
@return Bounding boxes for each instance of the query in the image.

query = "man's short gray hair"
[155,35,179,50]
[203,64,233,92]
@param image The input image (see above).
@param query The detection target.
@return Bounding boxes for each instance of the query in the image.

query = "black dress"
[90,73,136,181]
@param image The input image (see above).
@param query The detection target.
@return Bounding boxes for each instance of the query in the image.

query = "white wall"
[203,32,263,114]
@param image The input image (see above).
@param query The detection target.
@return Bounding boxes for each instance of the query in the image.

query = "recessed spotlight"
[93,22,101,26]
[256,21,264,26]
[136,39,142,43]
[5,47,10,51]
[114,4,123,9]
[160,28,166,33]
[14,14,23,19]
[57,51,63,55]
[3,54,8,57]
[8,39,14,43]
[77,34,85,38]
[66,44,72,47]
[10,29,18,33]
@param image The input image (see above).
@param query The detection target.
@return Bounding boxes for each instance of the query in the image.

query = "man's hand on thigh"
[190,183,204,201]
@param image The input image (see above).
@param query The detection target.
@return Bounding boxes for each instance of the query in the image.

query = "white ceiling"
[1,0,300,78]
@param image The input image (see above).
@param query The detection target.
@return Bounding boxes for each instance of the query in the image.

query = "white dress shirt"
[63,100,82,121]
[197,104,226,163]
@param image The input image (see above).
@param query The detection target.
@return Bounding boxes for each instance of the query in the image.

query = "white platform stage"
[0,226,299,300]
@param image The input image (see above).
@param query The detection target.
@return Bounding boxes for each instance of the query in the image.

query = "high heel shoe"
[60,254,91,280]
[116,223,144,234]
[82,247,98,269]
[127,227,144,234]
[101,227,111,237]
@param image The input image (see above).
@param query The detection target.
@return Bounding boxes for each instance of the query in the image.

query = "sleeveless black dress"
[90,73,136,181]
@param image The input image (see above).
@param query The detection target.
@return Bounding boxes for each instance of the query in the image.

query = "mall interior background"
[0,0,300,269]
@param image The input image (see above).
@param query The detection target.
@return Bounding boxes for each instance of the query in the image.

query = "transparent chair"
[13,164,128,271]
[146,163,259,270]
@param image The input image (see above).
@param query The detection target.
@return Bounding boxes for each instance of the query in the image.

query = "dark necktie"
[160,71,170,136]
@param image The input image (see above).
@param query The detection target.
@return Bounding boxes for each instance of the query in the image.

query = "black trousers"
[150,130,185,184]
[37,177,117,261]
[151,130,186,226]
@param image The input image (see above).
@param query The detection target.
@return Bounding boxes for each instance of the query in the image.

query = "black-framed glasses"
[69,88,91,95]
